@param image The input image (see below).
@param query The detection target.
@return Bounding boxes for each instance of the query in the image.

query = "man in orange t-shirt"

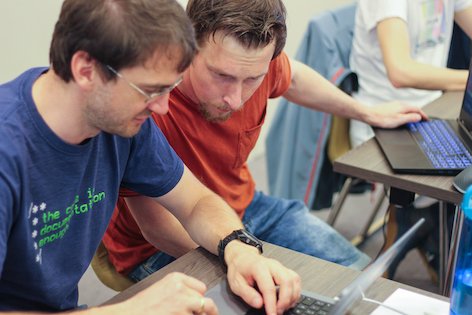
[103,0,427,282]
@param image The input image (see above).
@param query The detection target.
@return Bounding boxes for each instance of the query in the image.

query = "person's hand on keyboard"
[224,241,301,315]
[362,101,428,128]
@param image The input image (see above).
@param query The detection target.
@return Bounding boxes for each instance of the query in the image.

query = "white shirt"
[349,0,472,147]
[350,0,472,108]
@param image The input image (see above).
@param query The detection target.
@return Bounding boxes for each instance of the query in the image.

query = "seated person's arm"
[125,195,197,258]
[155,166,245,253]
[139,166,301,315]
[377,17,468,91]
[283,58,427,128]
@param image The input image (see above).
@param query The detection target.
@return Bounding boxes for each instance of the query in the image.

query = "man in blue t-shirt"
[0,1,301,314]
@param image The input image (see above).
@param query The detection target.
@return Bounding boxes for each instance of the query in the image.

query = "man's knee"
[347,252,371,270]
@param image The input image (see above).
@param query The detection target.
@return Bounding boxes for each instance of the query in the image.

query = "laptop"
[205,218,425,315]
[374,61,472,175]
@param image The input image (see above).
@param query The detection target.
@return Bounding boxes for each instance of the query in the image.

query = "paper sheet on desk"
[370,288,449,315]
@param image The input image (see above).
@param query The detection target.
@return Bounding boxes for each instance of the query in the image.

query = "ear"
[70,51,100,91]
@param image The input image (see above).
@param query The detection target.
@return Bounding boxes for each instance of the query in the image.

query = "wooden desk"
[333,91,465,295]
[105,244,447,314]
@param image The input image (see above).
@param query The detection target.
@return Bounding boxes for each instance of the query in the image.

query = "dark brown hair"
[186,0,286,59]
[50,0,197,82]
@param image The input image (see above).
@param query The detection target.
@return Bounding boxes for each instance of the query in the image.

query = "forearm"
[180,193,244,255]
[377,17,468,91]
[157,167,244,256]
[384,60,468,91]
[126,196,197,258]
[283,60,370,121]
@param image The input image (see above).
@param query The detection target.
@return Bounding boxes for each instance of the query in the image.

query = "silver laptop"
[205,218,425,315]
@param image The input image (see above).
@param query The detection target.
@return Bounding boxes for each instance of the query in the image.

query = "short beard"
[198,103,233,123]
[85,88,136,137]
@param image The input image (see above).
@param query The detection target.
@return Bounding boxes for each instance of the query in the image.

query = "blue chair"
[265,3,358,210]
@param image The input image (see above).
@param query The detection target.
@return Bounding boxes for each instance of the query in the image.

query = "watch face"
[238,230,263,252]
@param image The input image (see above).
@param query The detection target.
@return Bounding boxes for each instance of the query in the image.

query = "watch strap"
[217,229,263,267]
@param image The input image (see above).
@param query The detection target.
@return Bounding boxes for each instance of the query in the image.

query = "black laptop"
[374,62,472,175]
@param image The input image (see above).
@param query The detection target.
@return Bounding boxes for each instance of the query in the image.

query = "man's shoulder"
[265,52,291,98]
[0,69,47,166]
[0,75,33,155]
[0,68,46,121]
[0,91,27,154]
[0,127,26,182]
[269,51,289,73]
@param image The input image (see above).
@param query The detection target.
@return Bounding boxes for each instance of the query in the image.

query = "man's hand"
[362,101,428,128]
[114,272,218,315]
[224,241,301,315]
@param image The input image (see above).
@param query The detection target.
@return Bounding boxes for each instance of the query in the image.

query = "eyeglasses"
[106,65,182,103]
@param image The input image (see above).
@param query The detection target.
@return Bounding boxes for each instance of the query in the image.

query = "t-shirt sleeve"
[120,119,184,198]
[359,0,408,32]
[268,51,292,99]
[119,186,140,197]
[0,192,12,276]
[455,0,472,11]
[0,136,18,275]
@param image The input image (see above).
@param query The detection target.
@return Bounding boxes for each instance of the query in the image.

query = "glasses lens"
[150,78,182,100]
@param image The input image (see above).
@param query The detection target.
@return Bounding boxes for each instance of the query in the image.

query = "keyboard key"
[408,120,472,170]
[246,293,333,315]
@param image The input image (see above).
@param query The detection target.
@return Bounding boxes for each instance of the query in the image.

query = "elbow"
[140,226,159,244]
[386,66,414,89]
[387,71,409,89]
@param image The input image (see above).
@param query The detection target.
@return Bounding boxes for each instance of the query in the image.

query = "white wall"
[0,1,63,83]
[0,0,354,157]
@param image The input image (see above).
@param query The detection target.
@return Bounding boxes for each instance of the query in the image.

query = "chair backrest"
[265,3,358,208]
[314,3,359,163]
[305,2,358,93]
[309,3,360,209]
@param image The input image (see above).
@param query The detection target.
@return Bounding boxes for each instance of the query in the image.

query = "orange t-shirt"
[103,52,292,274]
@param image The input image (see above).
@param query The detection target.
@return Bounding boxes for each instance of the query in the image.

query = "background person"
[349,0,472,147]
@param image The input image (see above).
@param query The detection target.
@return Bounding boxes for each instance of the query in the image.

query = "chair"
[266,3,356,208]
[91,241,134,292]
[265,3,386,242]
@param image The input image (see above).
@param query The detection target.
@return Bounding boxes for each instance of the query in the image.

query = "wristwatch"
[218,229,263,267]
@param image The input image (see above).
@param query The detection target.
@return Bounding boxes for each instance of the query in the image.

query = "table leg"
[387,188,451,294]
[443,206,464,296]
[438,201,448,294]
[327,177,354,226]
[360,189,386,234]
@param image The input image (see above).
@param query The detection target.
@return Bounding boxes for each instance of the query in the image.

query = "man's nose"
[223,84,243,111]
[147,94,170,115]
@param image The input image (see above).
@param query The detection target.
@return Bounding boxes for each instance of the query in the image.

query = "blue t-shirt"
[0,68,184,311]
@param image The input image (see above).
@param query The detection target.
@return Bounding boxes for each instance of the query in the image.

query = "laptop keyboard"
[245,294,333,315]
[407,120,472,169]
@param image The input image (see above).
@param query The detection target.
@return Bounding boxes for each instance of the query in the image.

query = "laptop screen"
[329,217,425,315]
[458,60,472,132]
